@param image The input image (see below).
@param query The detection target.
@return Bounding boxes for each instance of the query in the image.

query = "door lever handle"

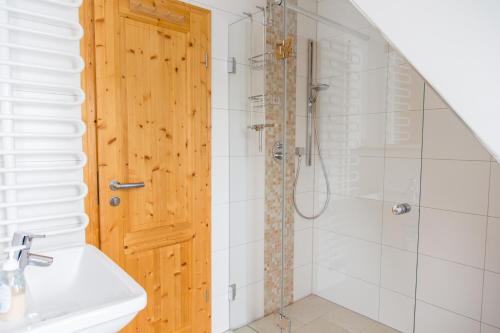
[109,180,145,191]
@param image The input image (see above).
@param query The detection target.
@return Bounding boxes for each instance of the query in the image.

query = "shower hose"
[292,107,331,220]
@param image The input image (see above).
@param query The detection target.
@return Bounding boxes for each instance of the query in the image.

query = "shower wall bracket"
[248,123,274,152]
[275,37,294,60]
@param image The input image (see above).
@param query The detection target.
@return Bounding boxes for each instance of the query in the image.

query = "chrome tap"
[11,232,53,270]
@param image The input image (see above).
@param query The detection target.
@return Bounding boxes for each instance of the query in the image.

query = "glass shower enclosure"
[227,0,425,332]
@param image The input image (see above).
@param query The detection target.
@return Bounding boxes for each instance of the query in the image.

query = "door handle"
[109,180,145,191]
[392,203,411,215]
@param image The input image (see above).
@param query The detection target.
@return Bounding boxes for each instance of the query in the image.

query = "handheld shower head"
[309,83,330,103]
[311,83,330,92]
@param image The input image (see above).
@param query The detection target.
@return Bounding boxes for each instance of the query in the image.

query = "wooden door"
[94,0,211,332]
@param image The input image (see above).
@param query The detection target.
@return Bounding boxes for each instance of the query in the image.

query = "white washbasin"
[0,245,146,333]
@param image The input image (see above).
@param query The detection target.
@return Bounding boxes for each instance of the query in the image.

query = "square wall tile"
[379,289,415,333]
[486,217,500,273]
[211,8,241,60]
[212,157,229,204]
[229,241,264,288]
[212,249,229,296]
[382,201,419,252]
[424,84,449,110]
[213,203,229,252]
[384,157,421,205]
[293,264,313,301]
[229,199,264,247]
[414,301,480,333]
[419,208,487,268]
[381,246,417,297]
[326,156,385,200]
[228,63,249,111]
[212,58,229,110]
[317,68,387,116]
[318,113,386,156]
[386,63,425,113]
[213,292,230,333]
[313,265,380,321]
[229,282,264,329]
[417,255,483,320]
[489,162,500,218]
[314,195,383,243]
[317,0,371,31]
[421,159,490,215]
[328,234,381,284]
[294,227,313,268]
[229,156,265,202]
[229,110,250,157]
[385,111,423,158]
[482,271,500,328]
[423,108,490,161]
[482,324,500,333]
[212,108,229,157]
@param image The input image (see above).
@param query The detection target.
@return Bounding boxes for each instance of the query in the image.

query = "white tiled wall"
[414,87,500,333]
[309,1,500,333]
[227,8,267,331]
[311,0,414,330]
[178,1,265,332]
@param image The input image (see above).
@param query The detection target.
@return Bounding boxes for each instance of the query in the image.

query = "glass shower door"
[283,1,425,332]
[227,5,289,329]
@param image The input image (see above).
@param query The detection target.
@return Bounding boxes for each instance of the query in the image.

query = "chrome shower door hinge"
[227,56,236,74]
[229,283,237,301]
[275,37,294,60]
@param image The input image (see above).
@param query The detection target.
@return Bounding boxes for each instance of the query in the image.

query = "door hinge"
[227,56,236,74]
[203,52,209,69]
[205,288,209,303]
[229,283,236,302]
[275,37,294,60]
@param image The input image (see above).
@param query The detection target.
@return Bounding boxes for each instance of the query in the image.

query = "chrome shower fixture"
[309,83,330,104]
[293,39,332,220]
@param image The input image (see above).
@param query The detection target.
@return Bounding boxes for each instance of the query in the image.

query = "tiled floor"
[229,295,400,333]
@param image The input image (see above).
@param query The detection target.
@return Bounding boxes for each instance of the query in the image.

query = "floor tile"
[285,295,340,324]
[292,317,350,333]
[363,321,401,333]
[249,313,303,333]
[322,304,377,332]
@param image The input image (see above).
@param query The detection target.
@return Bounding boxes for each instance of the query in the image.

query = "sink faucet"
[11,232,53,270]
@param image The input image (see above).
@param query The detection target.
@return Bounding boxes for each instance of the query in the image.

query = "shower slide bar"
[0,182,87,208]
[285,3,370,41]
[0,5,83,39]
[0,213,89,243]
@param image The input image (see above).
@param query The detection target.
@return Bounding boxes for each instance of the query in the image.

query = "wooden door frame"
[80,0,100,247]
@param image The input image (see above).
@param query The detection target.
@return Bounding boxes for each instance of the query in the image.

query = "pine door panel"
[94,0,211,332]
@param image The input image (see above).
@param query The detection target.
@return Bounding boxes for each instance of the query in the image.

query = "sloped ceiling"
[349,0,500,161]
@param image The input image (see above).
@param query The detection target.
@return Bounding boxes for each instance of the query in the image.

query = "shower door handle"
[392,203,411,215]
[109,180,145,191]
